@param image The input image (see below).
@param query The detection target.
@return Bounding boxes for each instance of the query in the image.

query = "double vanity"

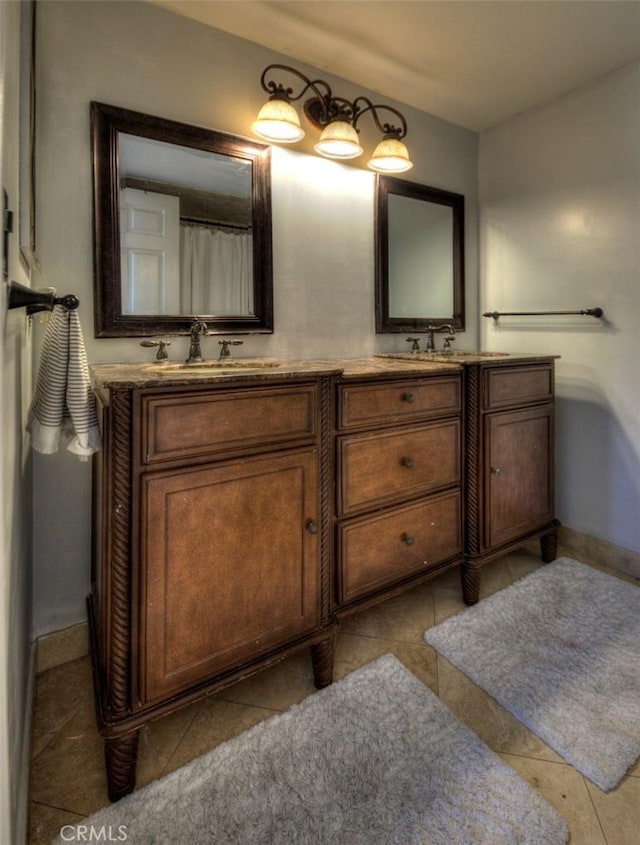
[89,351,559,800]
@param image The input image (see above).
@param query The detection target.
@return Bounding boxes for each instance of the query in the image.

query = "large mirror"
[91,102,273,336]
[375,175,465,333]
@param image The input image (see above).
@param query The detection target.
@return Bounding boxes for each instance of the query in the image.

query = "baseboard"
[559,525,640,580]
[35,622,89,674]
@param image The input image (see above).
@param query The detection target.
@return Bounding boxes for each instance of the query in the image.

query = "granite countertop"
[334,357,461,379]
[89,356,462,390]
[375,351,560,365]
[90,351,559,390]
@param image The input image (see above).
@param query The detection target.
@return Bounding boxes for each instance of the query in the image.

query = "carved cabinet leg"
[104,731,139,802]
[540,528,558,563]
[311,634,336,689]
[461,561,481,606]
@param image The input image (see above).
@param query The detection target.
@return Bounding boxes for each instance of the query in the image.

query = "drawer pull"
[306,520,319,534]
[401,533,415,546]
[402,457,414,469]
[402,392,415,404]
[491,467,502,477]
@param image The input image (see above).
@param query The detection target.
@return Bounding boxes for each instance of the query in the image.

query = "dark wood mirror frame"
[375,175,465,333]
[91,102,273,337]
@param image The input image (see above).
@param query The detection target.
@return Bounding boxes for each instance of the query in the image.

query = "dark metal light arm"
[258,64,409,136]
[259,64,333,118]
[352,97,408,139]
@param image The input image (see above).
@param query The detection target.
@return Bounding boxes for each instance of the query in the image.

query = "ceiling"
[149,1,640,130]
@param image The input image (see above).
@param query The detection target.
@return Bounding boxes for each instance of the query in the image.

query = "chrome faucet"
[185,318,208,364]
[425,325,437,351]
[424,324,456,352]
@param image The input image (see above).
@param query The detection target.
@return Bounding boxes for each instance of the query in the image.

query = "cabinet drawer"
[142,384,317,463]
[339,377,460,430]
[338,420,460,516]
[338,490,462,603]
[483,365,553,410]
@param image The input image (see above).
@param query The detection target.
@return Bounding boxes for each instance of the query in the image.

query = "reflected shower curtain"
[180,224,253,315]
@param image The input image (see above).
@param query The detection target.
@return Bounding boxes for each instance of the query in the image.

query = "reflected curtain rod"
[483,308,604,321]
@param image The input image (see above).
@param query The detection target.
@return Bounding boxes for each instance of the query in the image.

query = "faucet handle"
[406,336,421,353]
[442,335,456,351]
[140,339,171,361]
[218,339,243,359]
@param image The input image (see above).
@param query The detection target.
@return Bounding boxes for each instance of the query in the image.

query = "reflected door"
[120,188,180,314]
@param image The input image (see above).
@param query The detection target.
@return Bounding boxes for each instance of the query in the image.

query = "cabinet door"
[139,449,320,704]
[484,405,553,549]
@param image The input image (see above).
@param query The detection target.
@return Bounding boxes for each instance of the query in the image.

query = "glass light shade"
[367,137,413,172]
[251,98,305,143]
[314,120,363,160]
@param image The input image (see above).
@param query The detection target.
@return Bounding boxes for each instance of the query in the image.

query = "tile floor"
[29,547,640,844]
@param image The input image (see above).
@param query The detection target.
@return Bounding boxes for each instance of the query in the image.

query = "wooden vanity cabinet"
[89,355,558,801]
[334,374,464,613]
[461,360,559,604]
[90,376,336,801]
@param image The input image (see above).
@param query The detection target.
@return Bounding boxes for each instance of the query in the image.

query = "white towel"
[27,305,101,460]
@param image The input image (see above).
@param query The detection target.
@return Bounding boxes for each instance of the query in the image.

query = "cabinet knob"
[402,457,414,469]
[403,392,415,404]
[306,520,319,534]
[401,533,415,546]
[491,467,502,477]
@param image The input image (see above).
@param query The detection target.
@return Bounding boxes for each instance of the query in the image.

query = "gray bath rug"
[425,557,640,791]
[53,655,567,844]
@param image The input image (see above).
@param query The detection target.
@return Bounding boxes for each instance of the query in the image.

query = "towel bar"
[483,308,603,321]
[7,280,79,315]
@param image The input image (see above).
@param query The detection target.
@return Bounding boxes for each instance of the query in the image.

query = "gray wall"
[33,1,479,635]
[0,2,35,840]
[479,62,640,555]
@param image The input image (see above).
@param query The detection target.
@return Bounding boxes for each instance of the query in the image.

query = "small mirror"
[375,175,464,332]
[91,102,273,336]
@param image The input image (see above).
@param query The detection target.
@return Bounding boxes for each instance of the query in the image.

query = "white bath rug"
[425,557,640,791]
[52,655,568,844]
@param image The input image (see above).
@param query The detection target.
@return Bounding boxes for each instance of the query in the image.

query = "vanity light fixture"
[251,63,413,173]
